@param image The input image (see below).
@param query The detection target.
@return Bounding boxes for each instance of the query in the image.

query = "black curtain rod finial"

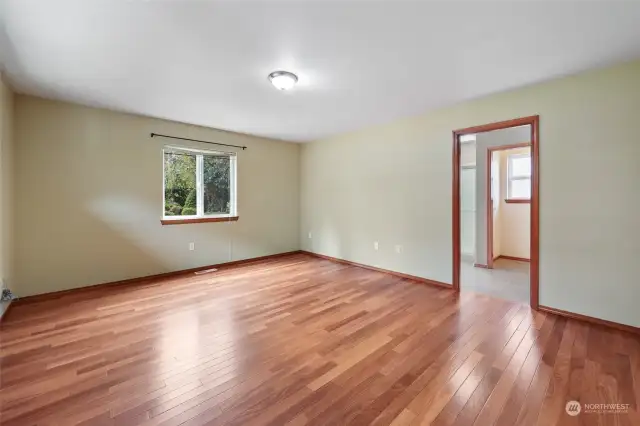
[150,132,247,150]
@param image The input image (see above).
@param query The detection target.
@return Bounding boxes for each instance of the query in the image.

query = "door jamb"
[452,115,539,309]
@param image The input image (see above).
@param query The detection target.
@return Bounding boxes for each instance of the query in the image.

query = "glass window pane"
[164,152,196,216]
[510,178,531,199]
[203,156,231,215]
[510,155,531,178]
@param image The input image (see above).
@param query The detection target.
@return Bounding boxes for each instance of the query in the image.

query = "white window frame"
[162,146,237,220]
[507,152,531,200]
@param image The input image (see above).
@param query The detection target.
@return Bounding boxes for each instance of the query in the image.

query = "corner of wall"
[298,142,310,252]
[293,140,303,251]
[0,72,15,299]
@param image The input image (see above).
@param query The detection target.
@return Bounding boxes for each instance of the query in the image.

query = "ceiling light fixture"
[268,70,298,91]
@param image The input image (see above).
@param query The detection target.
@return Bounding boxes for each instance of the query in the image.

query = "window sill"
[161,216,239,225]
[505,199,530,204]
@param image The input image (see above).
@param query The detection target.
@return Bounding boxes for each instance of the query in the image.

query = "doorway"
[452,116,539,308]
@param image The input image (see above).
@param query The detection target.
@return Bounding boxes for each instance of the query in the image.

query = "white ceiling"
[1,1,640,142]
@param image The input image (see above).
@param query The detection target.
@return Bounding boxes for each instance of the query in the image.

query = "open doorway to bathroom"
[452,116,539,308]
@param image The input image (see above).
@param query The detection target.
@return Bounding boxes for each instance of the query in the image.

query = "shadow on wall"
[17,202,169,297]
[88,195,230,269]
[17,195,287,297]
[89,196,283,269]
[88,196,282,274]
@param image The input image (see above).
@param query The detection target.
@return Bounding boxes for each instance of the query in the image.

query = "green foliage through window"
[164,150,234,217]
[204,156,231,214]
[164,152,195,215]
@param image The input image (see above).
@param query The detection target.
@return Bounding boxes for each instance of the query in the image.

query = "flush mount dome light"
[268,70,298,90]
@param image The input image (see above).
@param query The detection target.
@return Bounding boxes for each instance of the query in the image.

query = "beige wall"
[14,96,300,297]
[0,74,14,315]
[301,59,640,327]
[498,147,530,259]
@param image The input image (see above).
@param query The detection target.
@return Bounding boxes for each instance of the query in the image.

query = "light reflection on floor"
[157,303,240,381]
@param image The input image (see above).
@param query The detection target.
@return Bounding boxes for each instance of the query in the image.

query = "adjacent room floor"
[461,258,530,303]
[1,253,638,426]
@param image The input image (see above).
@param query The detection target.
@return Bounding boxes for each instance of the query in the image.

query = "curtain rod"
[150,133,247,150]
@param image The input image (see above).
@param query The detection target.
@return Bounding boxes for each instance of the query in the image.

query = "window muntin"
[163,147,237,220]
[507,153,531,200]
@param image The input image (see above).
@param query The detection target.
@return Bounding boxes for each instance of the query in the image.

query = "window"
[163,146,237,223]
[507,153,531,200]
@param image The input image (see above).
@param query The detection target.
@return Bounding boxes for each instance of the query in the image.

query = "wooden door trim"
[452,115,540,309]
[495,255,530,263]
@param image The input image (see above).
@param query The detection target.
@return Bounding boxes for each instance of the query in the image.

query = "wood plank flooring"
[1,253,638,425]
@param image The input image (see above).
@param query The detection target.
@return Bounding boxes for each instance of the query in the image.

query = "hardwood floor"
[1,253,638,425]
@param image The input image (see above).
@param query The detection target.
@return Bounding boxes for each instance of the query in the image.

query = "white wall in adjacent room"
[498,147,531,259]
[475,126,530,265]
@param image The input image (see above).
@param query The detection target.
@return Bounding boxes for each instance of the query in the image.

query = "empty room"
[1,1,639,425]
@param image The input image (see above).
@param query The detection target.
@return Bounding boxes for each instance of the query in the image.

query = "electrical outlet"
[395,245,403,254]
[374,241,379,250]
[308,232,312,239]
[189,242,195,251]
